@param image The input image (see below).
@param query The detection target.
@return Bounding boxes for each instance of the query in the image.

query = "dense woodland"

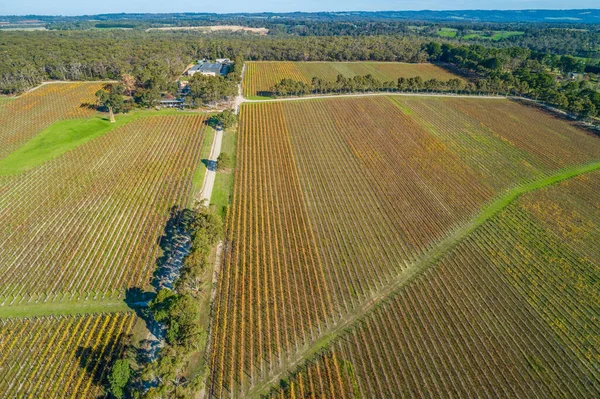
[0,33,430,93]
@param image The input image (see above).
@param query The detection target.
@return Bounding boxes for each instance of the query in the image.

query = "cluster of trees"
[108,206,223,399]
[427,42,600,118]
[271,74,468,96]
[93,61,243,116]
[187,74,236,106]
[207,110,237,129]
[216,152,232,170]
[501,28,600,59]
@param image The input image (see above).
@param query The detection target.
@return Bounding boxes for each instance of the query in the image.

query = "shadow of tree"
[80,102,98,110]
[257,90,274,97]
[74,332,131,397]
[201,158,216,172]
[124,287,154,330]
[152,206,195,291]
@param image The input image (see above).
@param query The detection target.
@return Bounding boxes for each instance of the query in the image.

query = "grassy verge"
[0,96,15,106]
[211,127,238,218]
[0,297,131,318]
[183,254,215,380]
[246,95,273,101]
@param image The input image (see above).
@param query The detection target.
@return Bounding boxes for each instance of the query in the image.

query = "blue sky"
[1,0,598,16]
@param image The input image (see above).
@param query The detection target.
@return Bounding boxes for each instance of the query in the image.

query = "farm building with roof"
[186,60,229,77]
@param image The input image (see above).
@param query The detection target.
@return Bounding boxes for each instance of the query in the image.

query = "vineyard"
[207,96,600,398]
[393,96,600,190]
[0,114,207,301]
[265,172,600,398]
[242,61,461,97]
[0,312,135,398]
[0,83,103,159]
[1,78,599,399]
[208,102,334,397]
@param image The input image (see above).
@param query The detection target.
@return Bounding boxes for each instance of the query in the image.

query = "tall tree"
[95,84,125,123]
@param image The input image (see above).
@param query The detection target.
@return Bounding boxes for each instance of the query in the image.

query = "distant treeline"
[429,42,600,119]
[93,23,136,29]
[6,12,598,61]
[8,9,600,25]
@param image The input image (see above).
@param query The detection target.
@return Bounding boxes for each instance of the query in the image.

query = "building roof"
[189,63,223,74]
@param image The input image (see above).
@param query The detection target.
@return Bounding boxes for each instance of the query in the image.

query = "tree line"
[271,74,468,96]
[427,42,600,118]
[268,41,600,119]
[13,12,600,59]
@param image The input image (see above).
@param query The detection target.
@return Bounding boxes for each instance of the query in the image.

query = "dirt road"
[198,127,223,206]
[241,91,507,104]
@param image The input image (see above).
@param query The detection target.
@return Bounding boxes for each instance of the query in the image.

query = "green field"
[438,27,524,41]
[463,30,525,40]
[438,27,457,37]
[0,116,126,175]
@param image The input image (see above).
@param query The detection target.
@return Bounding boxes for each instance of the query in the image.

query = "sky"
[1,0,598,16]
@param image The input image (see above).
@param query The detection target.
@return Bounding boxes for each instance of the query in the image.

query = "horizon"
[3,8,600,17]
[2,1,600,17]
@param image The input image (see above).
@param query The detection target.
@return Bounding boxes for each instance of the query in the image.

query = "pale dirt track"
[198,127,223,206]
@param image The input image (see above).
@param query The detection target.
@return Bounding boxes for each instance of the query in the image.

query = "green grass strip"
[0,297,130,319]
[0,116,132,175]
[0,96,15,106]
[211,128,238,218]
